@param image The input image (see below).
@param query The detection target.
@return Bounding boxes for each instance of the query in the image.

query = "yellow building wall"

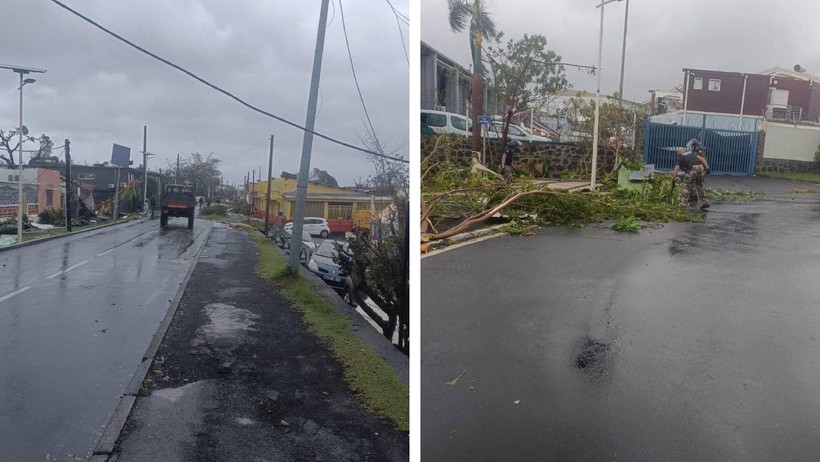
[253,178,378,220]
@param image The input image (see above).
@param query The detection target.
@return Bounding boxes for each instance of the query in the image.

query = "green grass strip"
[245,225,409,431]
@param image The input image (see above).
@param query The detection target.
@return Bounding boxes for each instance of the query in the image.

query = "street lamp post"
[591,0,624,190]
[1,64,46,244]
[618,0,630,106]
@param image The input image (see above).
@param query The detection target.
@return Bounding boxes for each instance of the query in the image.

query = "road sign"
[477,115,492,125]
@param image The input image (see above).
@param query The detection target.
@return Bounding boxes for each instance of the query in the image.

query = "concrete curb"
[0,217,143,252]
[425,223,508,252]
[92,222,214,459]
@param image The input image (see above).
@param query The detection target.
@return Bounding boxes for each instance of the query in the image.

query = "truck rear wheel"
[187,214,194,229]
[160,213,168,227]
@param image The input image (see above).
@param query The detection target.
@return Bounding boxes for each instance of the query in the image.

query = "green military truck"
[160,184,196,229]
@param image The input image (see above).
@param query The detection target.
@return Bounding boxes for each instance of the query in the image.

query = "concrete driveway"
[422,177,820,461]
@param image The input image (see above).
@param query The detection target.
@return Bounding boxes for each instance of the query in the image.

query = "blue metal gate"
[643,119,758,175]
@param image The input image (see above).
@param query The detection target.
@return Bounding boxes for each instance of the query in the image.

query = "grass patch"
[758,171,820,183]
[612,215,641,232]
[247,227,408,431]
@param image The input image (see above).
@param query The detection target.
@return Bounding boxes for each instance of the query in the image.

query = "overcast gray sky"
[421,0,820,103]
[1,0,409,187]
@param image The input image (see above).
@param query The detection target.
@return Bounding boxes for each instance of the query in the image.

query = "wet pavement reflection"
[0,219,211,461]
[422,190,820,461]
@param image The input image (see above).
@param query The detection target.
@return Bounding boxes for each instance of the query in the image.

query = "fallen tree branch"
[427,189,559,240]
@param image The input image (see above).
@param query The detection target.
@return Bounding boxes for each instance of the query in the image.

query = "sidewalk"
[109,222,408,461]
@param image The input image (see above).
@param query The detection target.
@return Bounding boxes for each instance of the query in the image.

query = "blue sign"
[477,115,492,125]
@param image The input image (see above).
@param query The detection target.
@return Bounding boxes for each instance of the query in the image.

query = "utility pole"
[65,139,72,232]
[112,166,121,221]
[176,153,180,183]
[290,0,330,272]
[618,0,630,106]
[142,125,148,207]
[264,135,274,235]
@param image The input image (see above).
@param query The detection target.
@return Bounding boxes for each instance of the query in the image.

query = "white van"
[420,110,472,136]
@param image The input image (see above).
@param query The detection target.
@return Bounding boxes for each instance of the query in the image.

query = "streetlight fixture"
[0,64,47,244]
[591,0,624,190]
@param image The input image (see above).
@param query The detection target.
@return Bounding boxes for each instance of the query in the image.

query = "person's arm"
[697,155,709,170]
[501,152,508,168]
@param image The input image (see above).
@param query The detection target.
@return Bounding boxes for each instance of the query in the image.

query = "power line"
[48,0,408,164]
[383,0,408,64]
[384,0,409,24]
[339,0,383,154]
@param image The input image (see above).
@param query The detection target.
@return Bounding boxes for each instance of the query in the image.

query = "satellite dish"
[794,64,806,73]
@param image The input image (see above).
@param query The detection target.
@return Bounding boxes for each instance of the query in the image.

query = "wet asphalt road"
[422,177,820,461]
[0,217,211,461]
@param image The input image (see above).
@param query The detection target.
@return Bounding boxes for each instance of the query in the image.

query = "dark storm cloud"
[0,0,409,186]
[421,0,820,103]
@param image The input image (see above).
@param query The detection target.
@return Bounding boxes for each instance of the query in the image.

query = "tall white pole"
[591,0,606,189]
[17,73,24,243]
[142,125,148,208]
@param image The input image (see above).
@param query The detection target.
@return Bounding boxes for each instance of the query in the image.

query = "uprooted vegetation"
[421,134,762,241]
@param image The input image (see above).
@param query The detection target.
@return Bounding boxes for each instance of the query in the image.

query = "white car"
[283,217,331,238]
[487,122,551,142]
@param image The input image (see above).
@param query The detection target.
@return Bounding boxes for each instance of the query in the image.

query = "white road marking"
[0,286,31,303]
[96,248,115,257]
[46,259,89,279]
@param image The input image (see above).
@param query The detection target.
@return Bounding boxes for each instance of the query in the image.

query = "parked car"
[277,229,316,261]
[307,240,357,306]
[421,109,472,137]
[283,217,331,237]
[488,122,551,142]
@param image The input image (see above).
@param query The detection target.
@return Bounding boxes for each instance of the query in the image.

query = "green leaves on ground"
[612,216,641,232]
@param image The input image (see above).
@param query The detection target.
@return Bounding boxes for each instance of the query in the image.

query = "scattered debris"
[280,420,290,427]
[446,369,467,386]
[514,400,520,404]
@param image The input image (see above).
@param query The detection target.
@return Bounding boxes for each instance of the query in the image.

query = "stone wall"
[757,158,820,173]
[421,135,633,178]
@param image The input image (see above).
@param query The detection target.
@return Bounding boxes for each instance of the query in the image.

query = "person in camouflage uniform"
[672,139,711,210]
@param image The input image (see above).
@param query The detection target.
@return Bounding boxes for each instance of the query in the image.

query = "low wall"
[762,121,820,162]
[421,135,634,178]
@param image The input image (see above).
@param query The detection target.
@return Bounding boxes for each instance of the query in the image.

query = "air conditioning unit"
[108,183,115,189]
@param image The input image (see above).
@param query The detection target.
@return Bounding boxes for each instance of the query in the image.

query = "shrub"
[39,208,65,225]
[201,204,228,216]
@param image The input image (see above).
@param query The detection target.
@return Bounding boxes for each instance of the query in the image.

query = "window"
[708,79,721,91]
[305,201,325,217]
[693,77,703,90]
[451,116,468,132]
[769,87,789,106]
[46,189,54,207]
[328,202,353,220]
[78,173,95,180]
[508,125,525,137]
[421,113,446,127]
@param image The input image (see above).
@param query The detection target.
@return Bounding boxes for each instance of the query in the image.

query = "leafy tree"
[560,92,647,171]
[168,152,222,196]
[485,34,569,144]
[309,168,339,187]
[448,0,499,151]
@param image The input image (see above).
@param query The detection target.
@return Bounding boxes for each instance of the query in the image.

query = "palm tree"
[447,0,498,151]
